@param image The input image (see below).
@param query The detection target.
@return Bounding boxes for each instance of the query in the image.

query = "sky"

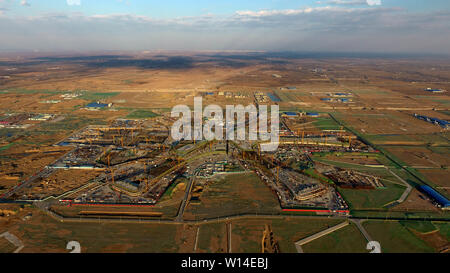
[0,0,449,54]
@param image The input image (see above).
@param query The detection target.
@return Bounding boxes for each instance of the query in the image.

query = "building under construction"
[324,169,384,189]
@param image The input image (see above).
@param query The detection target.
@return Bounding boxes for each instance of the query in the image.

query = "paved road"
[294,221,350,253]
[350,219,373,242]
[193,227,200,252]
[386,168,413,204]
[0,232,24,253]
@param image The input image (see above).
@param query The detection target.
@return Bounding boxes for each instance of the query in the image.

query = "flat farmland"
[338,180,406,210]
[113,91,196,109]
[335,110,444,135]
[0,205,180,253]
[383,146,450,168]
[302,223,368,253]
[196,222,227,253]
[322,153,381,166]
[231,217,344,253]
[393,188,441,212]
[365,133,449,146]
[418,169,450,197]
[363,221,437,253]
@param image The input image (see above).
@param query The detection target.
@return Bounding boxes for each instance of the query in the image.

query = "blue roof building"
[306,112,319,117]
[425,88,445,93]
[283,112,297,117]
[419,185,450,208]
[335,92,351,97]
[86,102,109,108]
[413,114,449,129]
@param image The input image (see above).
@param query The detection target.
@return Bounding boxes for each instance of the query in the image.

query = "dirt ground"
[385,146,450,168]
[393,189,441,212]
[324,154,380,165]
[418,169,450,197]
[15,169,101,199]
[415,230,450,253]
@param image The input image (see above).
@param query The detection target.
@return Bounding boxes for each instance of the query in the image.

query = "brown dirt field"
[325,154,380,165]
[418,169,450,197]
[393,189,440,212]
[0,179,18,193]
[101,243,134,253]
[16,169,100,199]
[414,230,450,253]
[175,224,197,253]
[2,65,253,93]
[196,223,228,253]
[112,91,195,108]
[0,147,71,188]
[337,110,444,135]
[385,146,450,168]
[0,237,17,253]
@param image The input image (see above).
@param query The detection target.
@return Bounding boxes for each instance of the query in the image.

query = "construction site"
[324,169,384,189]
[0,113,57,129]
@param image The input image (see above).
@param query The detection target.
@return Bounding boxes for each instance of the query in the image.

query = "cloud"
[20,0,30,6]
[366,0,382,6]
[317,0,381,6]
[67,0,81,6]
[0,5,448,54]
[316,0,367,5]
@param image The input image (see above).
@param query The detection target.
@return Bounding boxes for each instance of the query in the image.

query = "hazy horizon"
[0,0,449,54]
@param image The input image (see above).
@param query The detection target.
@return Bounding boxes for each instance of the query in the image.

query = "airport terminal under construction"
[1,91,449,223]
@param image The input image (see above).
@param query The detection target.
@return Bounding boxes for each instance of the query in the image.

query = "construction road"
[175,171,196,222]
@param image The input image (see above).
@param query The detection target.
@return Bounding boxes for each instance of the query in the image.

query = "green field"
[351,210,450,220]
[338,181,406,210]
[39,115,106,133]
[79,92,120,101]
[126,109,159,119]
[0,143,15,154]
[231,217,344,253]
[399,221,438,233]
[302,223,368,253]
[16,210,179,253]
[312,116,341,130]
[363,221,435,253]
